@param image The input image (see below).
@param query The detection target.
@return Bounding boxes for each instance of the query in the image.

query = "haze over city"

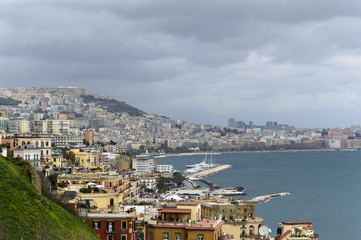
[2,0,361,128]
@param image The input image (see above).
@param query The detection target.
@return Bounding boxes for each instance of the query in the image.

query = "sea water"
[156,150,361,240]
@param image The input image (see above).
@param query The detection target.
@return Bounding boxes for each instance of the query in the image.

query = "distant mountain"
[0,156,99,240]
[81,94,145,116]
[0,97,21,106]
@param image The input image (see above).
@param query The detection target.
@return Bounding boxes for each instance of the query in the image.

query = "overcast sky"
[2,0,361,128]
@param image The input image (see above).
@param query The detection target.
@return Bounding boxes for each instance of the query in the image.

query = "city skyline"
[2,1,361,128]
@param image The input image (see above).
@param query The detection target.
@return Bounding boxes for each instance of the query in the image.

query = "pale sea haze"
[157,151,361,240]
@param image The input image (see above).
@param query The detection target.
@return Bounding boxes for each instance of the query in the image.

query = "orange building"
[84,130,93,146]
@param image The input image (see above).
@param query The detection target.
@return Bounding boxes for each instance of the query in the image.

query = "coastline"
[153,148,355,158]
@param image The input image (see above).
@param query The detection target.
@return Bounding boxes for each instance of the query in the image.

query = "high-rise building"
[84,130,93,146]
[228,118,235,128]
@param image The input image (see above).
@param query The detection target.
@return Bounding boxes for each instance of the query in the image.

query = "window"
[93,221,100,229]
[41,142,44,148]
[122,220,127,229]
[238,209,240,213]
[54,158,56,162]
[132,221,136,231]
[121,235,127,240]
[175,233,181,240]
[149,231,153,240]
[110,199,114,207]
[162,232,169,240]
[108,235,114,240]
[197,234,204,240]
[107,221,114,232]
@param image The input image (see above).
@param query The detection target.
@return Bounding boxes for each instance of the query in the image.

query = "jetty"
[249,192,290,203]
[187,164,232,180]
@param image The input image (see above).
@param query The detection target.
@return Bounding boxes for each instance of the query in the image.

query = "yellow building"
[50,153,64,168]
[57,173,138,212]
[145,208,223,240]
[73,151,102,168]
[280,221,318,239]
[176,202,201,221]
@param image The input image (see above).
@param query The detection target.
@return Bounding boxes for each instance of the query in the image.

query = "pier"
[187,164,232,180]
[249,192,290,203]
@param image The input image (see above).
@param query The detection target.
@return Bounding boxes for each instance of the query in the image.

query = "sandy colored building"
[146,207,223,240]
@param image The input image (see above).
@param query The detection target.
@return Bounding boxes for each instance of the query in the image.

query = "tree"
[68,151,75,164]
[83,139,90,146]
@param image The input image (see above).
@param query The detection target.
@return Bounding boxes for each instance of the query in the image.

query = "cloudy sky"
[1,0,361,128]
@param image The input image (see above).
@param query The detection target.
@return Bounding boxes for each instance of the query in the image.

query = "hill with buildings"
[81,94,145,116]
[0,96,21,106]
[0,156,99,240]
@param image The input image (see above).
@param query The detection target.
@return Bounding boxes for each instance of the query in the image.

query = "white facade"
[13,148,42,171]
[132,158,156,174]
[326,139,342,149]
[1,147,7,157]
[139,177,157,190]
[157,164,173,173]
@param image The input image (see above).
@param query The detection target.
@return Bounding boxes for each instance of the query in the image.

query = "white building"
[157,164,173,173]
[139,177,157,190]
[132,158,156,175]
[13,148,42,171]
[1,147,7,157]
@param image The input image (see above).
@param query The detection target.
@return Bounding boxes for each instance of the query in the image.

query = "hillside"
[81,94,145,116]
[0,97,21,106]
[0,156,99,240]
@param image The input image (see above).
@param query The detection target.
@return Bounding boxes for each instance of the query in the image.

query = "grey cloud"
[1,0,361,127]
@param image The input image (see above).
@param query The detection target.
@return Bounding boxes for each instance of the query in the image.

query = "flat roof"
[58,174,122,180]
[160,209,191,214]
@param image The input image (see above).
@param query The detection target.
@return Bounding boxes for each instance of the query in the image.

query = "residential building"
[277,221,319,240]
[132,158,156,175]
[50,152,64,168]
[84,211,138,240]
[157,164,173,173]
[145,207,223,240]
[13,148,42,171]
[84,130,93,146]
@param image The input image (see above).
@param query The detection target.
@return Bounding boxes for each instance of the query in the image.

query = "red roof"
[279,230,292,240]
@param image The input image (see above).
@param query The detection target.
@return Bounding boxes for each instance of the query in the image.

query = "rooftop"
[150,219,223,230]
[58,173,122,180]
[160,209,191,214]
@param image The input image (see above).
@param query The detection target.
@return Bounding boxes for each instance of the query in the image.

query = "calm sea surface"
[156,151,361,240]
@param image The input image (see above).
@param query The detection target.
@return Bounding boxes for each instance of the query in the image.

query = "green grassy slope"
[0,156,99,240]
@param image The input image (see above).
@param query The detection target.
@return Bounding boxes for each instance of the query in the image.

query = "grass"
[0,156,99,240]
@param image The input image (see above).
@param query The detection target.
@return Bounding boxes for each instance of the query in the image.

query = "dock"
[187,164,232,180]
[249,192,290,203]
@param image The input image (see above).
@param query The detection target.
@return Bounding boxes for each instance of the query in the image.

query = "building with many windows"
[132,158,156,175]
[156,164,173,173]
[145,206,223,240]
[85,211,138,240]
